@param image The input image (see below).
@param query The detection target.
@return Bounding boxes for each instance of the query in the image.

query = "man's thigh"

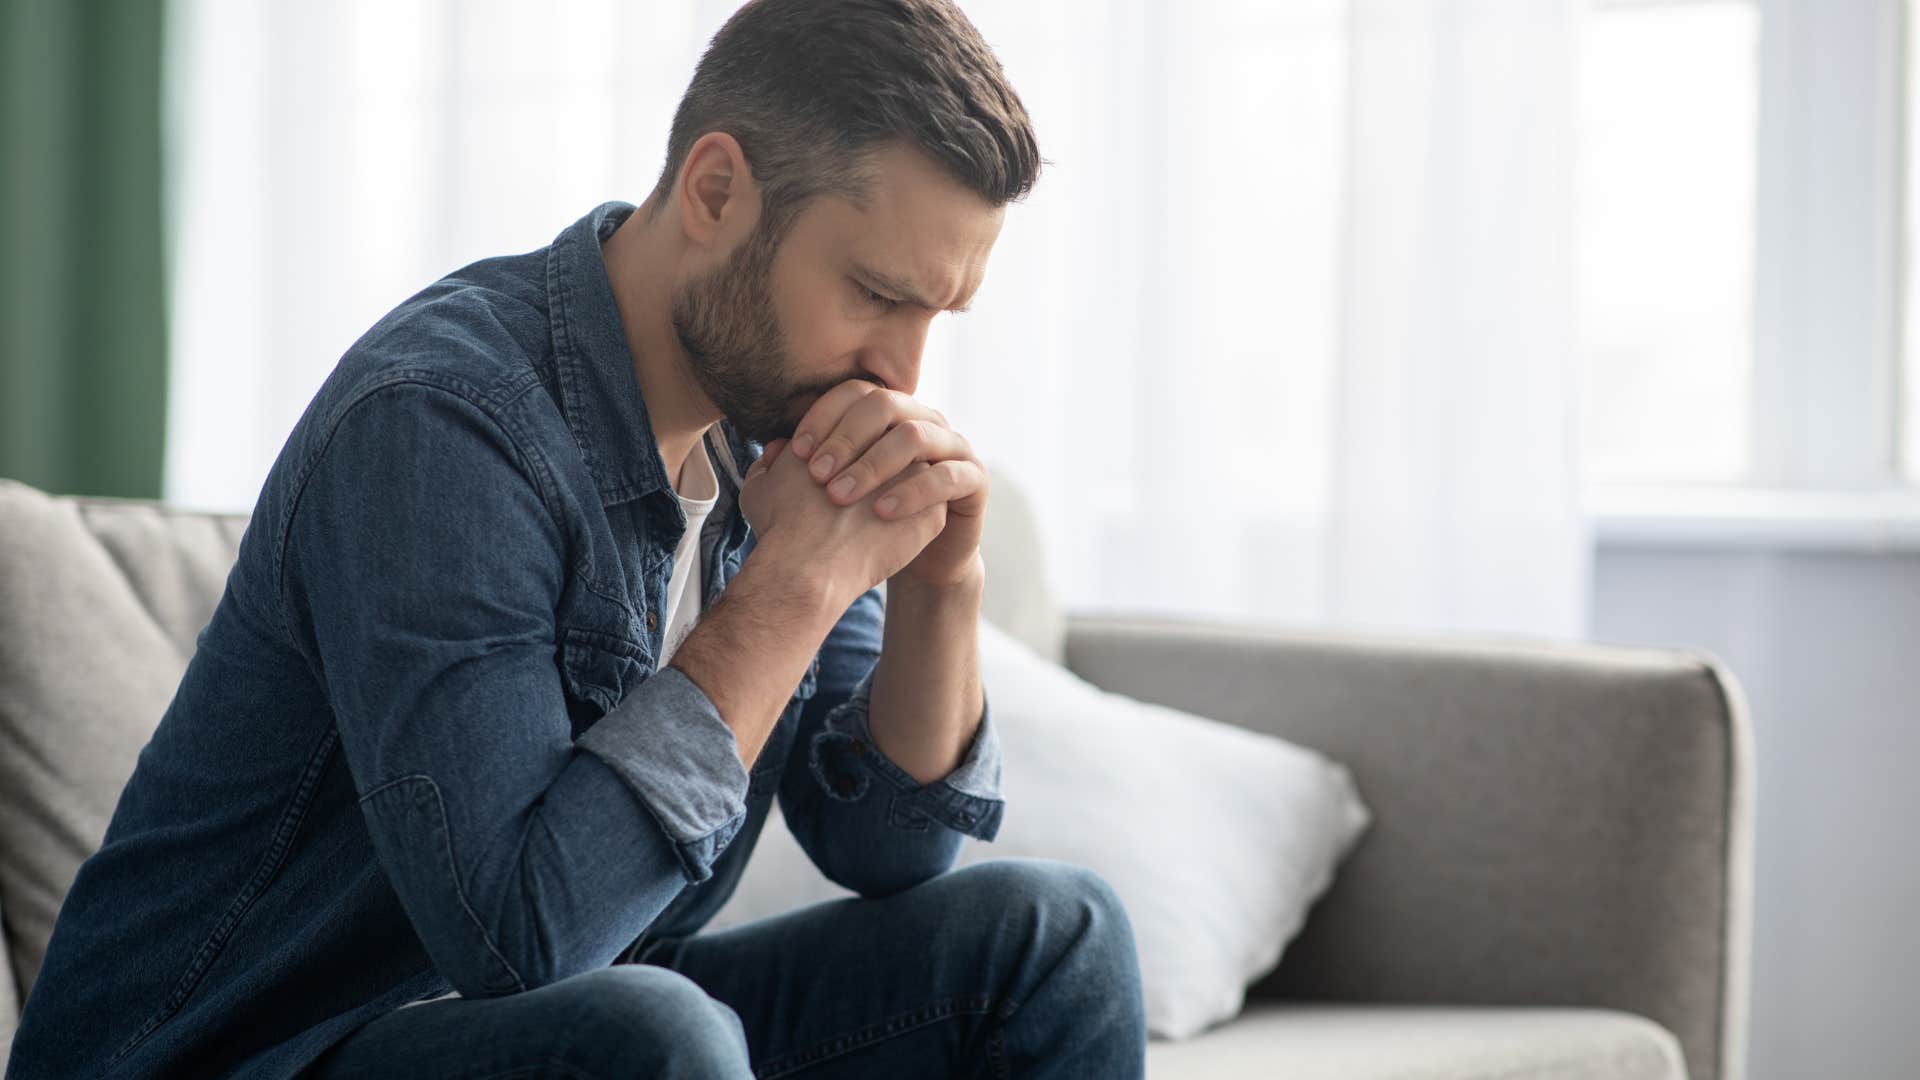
[304,964,753,1079]
[633,856,1139,1079]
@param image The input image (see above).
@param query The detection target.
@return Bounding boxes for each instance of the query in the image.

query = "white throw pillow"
[708,616,1373,1040]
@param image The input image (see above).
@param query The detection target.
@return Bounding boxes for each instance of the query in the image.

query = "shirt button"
[850,738,867,754]
[645,610,657,632]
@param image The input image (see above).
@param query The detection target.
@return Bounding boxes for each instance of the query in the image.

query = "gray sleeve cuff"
[576,663,751,882]
[807,666,1006,841]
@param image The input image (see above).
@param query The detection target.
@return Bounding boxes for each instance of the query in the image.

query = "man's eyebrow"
[854,262,973,313]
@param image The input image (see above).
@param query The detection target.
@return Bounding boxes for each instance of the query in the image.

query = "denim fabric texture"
[5,202,1011,1079]
[303,858,1148,1079]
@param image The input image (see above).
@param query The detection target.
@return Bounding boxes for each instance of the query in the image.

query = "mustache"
[800,371,888,398]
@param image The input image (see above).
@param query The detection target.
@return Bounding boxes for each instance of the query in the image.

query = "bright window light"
[1577,0,1759,484]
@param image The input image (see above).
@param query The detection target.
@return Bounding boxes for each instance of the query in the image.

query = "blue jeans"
[302,858,1146,1078]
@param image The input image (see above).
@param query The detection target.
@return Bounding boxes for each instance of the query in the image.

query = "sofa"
[0,474,1752,1078]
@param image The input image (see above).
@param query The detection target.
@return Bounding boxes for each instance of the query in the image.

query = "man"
[5,0,1147,1077]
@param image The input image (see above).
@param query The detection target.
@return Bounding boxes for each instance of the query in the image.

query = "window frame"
[1587,0,1920,550]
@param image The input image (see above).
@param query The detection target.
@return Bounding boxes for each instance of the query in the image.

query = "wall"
[1591,542,1920,1080]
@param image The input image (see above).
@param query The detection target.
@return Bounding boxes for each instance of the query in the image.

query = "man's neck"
[600,195,720,493]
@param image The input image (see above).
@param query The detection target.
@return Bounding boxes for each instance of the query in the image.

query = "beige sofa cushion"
[0,908,19,1068]
[0,479,246,1021]
[1146,1003,1687,1080]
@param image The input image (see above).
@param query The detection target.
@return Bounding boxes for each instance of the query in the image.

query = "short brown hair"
[647,0,1042,240]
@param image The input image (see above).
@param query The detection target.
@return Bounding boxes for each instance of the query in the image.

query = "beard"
[670,220,841,445]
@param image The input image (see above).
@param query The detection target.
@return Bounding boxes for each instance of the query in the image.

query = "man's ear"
[676,131,758,251]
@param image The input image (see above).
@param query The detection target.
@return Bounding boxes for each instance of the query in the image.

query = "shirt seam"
[357,773,529,995]
[269,371,556,661]
[105,725,343,1070]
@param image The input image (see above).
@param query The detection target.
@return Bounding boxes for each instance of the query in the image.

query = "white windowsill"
[1585,485,1920,553]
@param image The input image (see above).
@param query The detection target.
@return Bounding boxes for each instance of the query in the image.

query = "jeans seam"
[753,991,998,1079]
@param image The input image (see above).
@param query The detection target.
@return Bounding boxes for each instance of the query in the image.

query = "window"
[1578,0,1760,485]
[1906,0,1920,480]
[1586,0,1913,505]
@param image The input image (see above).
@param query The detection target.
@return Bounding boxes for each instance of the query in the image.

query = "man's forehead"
[817,171,1002,309]
[825,205,998,307]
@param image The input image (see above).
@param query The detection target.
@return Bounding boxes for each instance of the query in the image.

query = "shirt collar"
[544,200,762,507]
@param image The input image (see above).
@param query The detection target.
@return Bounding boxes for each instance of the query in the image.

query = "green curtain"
[1,0,168,499]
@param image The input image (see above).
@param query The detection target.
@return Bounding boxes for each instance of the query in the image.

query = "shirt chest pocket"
[556,580,650,733]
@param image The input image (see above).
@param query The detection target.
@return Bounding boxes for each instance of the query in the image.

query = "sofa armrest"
[1063,613,1753,1080]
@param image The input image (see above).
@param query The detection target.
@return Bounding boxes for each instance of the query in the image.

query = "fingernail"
[877,495,899,514]
[793,433,815,456]
[830,475,856,497]
[812,454,835,478]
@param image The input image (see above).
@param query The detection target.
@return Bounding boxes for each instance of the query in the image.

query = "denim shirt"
[5,201,1004,1080]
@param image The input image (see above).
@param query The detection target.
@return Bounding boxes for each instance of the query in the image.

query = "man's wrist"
[870,549,986,785]
[890,551,987,604]
[671,534,848,770]
[738,531,850,628]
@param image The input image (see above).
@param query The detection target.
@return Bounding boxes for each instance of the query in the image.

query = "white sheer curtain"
[165,0,1590,641]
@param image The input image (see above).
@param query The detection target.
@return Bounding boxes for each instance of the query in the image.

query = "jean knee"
[967,858,1139,965]
[967,857,1126,916]
[548,965,748,1069]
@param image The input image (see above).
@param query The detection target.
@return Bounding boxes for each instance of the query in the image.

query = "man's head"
[650,0,1041,444]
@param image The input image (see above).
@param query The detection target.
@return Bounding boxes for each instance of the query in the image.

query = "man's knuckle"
[905,419,939,447]
[853,393,891,422]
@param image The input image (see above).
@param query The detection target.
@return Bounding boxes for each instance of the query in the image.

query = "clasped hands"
[737,380,987,592]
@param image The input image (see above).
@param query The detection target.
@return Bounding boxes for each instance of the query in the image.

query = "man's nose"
[865,320,930,396]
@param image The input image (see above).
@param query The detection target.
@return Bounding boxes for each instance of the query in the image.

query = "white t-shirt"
[657,431,721,669]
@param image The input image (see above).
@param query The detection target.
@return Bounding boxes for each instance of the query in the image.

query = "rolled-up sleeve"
[575,664,750,882]
[777,586,1006,898]
[282,379,746,1001]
